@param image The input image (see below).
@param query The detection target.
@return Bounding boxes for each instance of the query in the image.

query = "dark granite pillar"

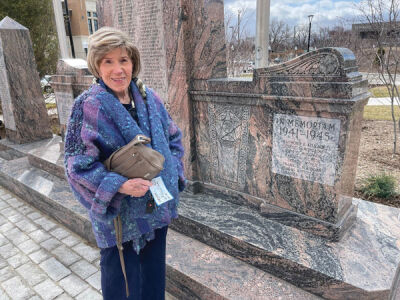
[0,17,52,144]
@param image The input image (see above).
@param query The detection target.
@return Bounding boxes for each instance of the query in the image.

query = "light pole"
[307,14,314,52]
[64,0,75,58]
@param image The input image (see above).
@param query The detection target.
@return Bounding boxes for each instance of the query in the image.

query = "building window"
[87,11,98,35]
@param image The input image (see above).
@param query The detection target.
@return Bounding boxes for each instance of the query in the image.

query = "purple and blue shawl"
[64,80,185,252]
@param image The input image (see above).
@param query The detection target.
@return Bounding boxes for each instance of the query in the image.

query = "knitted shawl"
[64,80,185,252]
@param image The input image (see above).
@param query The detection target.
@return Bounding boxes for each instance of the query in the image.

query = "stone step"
[0,151,321,299]
[171,191,400,300]
[0,155,95,245]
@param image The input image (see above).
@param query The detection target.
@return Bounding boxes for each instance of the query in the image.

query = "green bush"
[361,173,398,199]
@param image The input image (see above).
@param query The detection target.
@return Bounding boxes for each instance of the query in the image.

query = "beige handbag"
[104,134,164,298]
[104,134,164,180]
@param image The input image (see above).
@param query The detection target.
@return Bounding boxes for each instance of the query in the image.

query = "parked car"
[40,75,53,93]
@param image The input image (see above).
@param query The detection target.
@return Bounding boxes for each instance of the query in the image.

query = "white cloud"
[224,0,362,35]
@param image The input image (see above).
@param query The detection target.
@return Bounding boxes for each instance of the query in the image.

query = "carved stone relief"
[259,53,341,77]
[208,103,250,189]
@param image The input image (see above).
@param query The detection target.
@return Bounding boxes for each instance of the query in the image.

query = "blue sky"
[224,0,363,36]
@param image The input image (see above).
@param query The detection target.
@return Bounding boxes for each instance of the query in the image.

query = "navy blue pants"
[100,226,168,300]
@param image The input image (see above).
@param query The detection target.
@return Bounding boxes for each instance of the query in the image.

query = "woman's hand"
[118,178,152,197]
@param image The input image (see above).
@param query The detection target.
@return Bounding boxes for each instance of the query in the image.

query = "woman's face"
[98,47,133,97]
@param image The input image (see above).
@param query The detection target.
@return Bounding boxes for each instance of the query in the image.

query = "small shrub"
[360,173,398,199]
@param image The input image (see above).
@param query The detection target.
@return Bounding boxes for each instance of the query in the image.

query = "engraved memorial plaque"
[272,114,341,186]
[55,91,74,125]
[0,36,16,130]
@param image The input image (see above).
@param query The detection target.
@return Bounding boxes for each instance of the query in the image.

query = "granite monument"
[0,4,398,300]
[0,17,52,143]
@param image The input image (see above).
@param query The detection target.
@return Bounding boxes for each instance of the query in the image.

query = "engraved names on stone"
[136,0,168,102]
[272,114,341,186]
[55,91,74,125]
[0,36,16,130]
[115,0,168,102]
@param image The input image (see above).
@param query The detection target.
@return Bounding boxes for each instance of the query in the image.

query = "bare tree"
[225,6,255,76]
[269,19,291,52]
[355,0,400,154]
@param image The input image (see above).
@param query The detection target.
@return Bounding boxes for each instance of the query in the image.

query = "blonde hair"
[87,27,141,79]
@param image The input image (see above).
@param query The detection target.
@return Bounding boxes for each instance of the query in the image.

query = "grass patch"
[369,86,400,98]
[364,105,400,120]
[360,173,398,199]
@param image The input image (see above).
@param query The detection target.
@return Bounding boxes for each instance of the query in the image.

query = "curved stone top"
[0,17,27,30]
[254,47,360,82]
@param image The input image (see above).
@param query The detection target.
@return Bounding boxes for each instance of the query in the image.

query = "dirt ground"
[354,120,400,207]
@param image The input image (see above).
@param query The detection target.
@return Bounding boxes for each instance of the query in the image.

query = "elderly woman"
[64,27,185,300]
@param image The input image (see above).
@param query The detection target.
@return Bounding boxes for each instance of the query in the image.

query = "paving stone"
[59,274,89,297]
[51,245,81,266]
[0,243,18,259]
[16,261,47,286]
[93,258,100,268]
[86,270,101,291]
[0,201,9,210]
[7,212,24,223]
[0,216,7,226]
[0,233,8,247]
[34,217,57,231]
[29,229,52,244]
[29,249,50,264]
[0,194,12,201]
[27,212,43,220]
[7,252,29,268]
[17,205,34,216]
[40,237,62,251]
[1,207,18,218]
[17,238,40,255]
[0,266,14,282]
[4,227,29,244]
[0,223,12,234]
[1,276,34,300]
[39,257,71,281]
[15,219,38,233]
[50,227,70,240]
[6,197,24,208]
[72,243,100,263]
[70,259,98,279]
[33,279,63,300]
[55,293,74,300]
[61,235,80,247]
[75,288,102,300]
[0,257,7,269]
[0,286,10,300]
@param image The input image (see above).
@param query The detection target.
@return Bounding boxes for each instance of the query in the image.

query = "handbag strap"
[114,215,129,298]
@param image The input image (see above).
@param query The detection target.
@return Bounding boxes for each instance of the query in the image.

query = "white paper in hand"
[150,177,173,206]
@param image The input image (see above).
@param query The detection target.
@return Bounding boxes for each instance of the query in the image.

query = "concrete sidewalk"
[368,97,399,106]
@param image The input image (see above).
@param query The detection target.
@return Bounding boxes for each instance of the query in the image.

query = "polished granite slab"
[171,192,400,300]
[0,136,65,179]
[166,230,321,300]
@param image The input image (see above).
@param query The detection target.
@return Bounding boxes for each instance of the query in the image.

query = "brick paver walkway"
[0,186,102,300]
